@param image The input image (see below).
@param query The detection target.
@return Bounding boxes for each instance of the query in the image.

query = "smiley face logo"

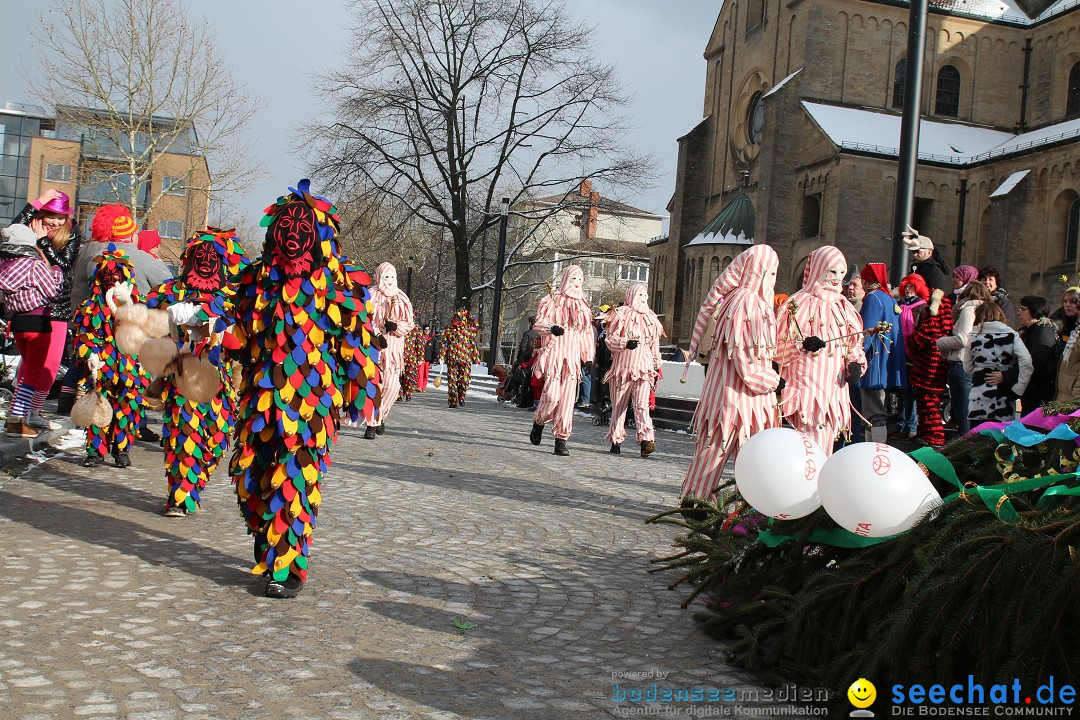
[848,678,876,708]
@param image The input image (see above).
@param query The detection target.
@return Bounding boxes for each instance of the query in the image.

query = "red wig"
[90,204,137,243]
[899,273,930,301]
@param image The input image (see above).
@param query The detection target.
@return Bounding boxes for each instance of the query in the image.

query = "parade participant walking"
[0,223,64,438]
[857,262,905,445]
[366,262,415,439]
[603,284,664,457]
[906,288,953,447]
[191,180,380,598]
[12,188,82,424]
[528,265,595,456]
[400,324,425,401]
[775,246,865,454]
[441,307,480,408]
[680,245,781,503]
[72,244,144,467]
[143,228,251,517]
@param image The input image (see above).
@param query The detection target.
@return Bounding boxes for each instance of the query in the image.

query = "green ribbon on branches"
[909,446,1080,521]
[758,527,894,549]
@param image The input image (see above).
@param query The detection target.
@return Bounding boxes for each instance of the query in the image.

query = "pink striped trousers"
[606,378,654,445]
[374,369,401,426]
[533,373,578,440]
[680,434,737,502]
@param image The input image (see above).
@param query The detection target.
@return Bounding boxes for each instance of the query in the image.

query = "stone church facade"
[650,0,1080,345]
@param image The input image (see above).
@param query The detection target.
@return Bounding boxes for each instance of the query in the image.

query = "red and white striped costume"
[604,284,663,445]
[532,265,595,440]
[680,245,781,502]
[370,262,415,426]
[775,246,867,454]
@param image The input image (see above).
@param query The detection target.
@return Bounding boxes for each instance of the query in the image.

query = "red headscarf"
[860,263,891,294]
[899,273,929,301]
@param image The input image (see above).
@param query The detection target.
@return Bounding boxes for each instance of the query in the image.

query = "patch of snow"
[50,429,86,452]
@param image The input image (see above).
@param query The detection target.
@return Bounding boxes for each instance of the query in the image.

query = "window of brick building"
[1067,198,1080,262]
[1067,61,1080,118]
[892,58,907,110]
[162,175,186,196]
[914,197,934,235]
[45,163,72,183]
[746,0,765,32]
[935,65,961,117]
[802,194,821,238]
[159,219,184,239]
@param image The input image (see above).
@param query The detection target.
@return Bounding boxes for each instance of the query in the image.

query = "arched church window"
[1067,198,1080,263]
[1067,61,1080,118]
[935,65,961,117]
[892,58,907,110]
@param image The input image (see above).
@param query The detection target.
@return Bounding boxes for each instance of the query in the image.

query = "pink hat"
[40,191,74,216]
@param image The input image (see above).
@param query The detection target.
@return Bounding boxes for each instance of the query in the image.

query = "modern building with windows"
[0,102,210,263]
[651,0,1080,345]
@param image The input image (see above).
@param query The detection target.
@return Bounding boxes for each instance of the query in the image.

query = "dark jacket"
[992,288,1019,329]
[14,202,82,323]
[1016,319,1058,412]
[911,253,950,295]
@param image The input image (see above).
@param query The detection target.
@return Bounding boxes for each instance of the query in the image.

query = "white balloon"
[818,442,942,537]
[734,428,827,520]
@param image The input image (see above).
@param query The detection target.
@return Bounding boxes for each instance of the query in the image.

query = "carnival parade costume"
[680,245,782,502]
[399,325,425,401]
[529,265,596,456]
[367,262,415,438]
[144,228,251,517]
[775,246,866,454]
[604,284,664,457]
[195,180,381,598]
[73,244,146,468]
[440,308,480,408]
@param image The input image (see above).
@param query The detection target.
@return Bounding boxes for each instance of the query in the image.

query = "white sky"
[0,0,721,230]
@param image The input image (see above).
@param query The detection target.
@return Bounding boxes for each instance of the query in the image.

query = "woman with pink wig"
[604,284,664,457]
[366,261,415,439]
[528,264,595,456]
[680,245,782,503]
[775,246,866,454]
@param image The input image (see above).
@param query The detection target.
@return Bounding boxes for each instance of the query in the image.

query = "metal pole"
[406,256,414,296]
[487,197,510,373]
[890,0,930,289]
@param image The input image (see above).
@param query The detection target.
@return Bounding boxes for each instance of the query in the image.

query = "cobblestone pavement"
[0,392,798,720]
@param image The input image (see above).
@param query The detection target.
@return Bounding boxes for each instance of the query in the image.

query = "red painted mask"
[268,201,318,277]
[184,241,224,292]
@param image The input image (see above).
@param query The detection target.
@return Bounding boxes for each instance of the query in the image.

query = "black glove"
[802,335,826,352]
[376,335,389,350]
[846,362,862,385]
[625,339,640,350]
[776,377,786,392]
[550,324,564,336]
[384,320,398,332]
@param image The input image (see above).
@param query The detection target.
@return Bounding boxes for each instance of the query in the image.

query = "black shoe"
[364,426,377,440]
[83,452,103,468]
[610,443,621,454]
[265,575,304,599]
[554,439,569,456]
[375,423,385,435]
[529,422,544,445]
[139,427,161,443]
[114,451,131,468]
[56,394,75,416]
[640,440,656,458]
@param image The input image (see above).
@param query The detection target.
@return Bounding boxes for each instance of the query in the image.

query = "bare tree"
[307,0,650,307]
[28,0,263,222]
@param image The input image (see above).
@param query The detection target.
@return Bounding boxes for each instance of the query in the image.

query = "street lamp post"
[406,255,414,297]
[487,197,511,374]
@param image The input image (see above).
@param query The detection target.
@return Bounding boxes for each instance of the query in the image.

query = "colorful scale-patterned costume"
[440,309,480,407]
[197,180,380,592]
[144,228,252,515]
[73,244,147,462]
[398,326,425,401]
